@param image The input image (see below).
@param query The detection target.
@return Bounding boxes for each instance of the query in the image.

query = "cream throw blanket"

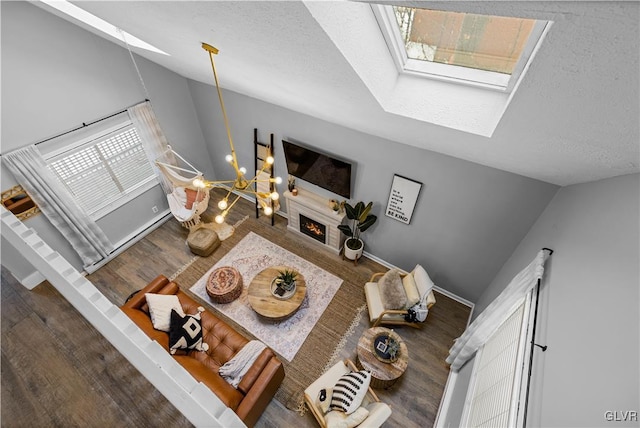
[219,340,267,388]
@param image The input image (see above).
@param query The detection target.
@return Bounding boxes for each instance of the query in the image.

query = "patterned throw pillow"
[145,293,185,332]
[329,370,371,415]
[168,307,209,354]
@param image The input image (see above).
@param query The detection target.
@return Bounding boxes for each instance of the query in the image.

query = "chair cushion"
[325,407,369,428]
[413,264,436,298]
[377,269,406,310]
[402,274,421,309]
[364,282,385,322]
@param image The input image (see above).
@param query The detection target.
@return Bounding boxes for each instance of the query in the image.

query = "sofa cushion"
[145,293,185,332]
[121,307,171,350]
[169,309,209,354]
[173,355,244,410]
[330,370,371,415]
[377,269,406,310]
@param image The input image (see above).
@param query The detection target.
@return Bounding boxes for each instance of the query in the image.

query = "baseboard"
[363,250,474,309]
[20,270,46,290]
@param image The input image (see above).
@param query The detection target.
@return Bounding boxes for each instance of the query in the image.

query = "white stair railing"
[0,207,244,428]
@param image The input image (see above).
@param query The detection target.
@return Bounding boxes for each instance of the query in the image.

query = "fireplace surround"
[284,188,345,253]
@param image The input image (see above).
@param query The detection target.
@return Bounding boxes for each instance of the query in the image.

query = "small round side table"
[356,327,408,389]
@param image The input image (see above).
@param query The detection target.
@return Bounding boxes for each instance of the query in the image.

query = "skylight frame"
[372,4,550,92]
[39,0,169,56]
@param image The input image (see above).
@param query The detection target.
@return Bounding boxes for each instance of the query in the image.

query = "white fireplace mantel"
[284,189,346,254]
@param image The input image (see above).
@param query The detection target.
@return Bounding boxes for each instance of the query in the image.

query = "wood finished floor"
[1,191,471,427]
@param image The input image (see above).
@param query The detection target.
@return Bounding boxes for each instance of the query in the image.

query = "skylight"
[39,0,169,56]
[373,5,549,92]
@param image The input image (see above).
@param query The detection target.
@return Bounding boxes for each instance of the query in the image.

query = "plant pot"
[270,278,296,300]
[344,238,364,261]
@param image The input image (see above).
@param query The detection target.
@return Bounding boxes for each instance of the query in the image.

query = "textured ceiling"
[37,1,640,186]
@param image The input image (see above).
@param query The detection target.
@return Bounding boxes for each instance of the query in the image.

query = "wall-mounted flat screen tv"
[282,140,352,199]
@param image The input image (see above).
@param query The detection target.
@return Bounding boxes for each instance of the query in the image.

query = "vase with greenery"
[337,201,377,261]
[275,269,298,292]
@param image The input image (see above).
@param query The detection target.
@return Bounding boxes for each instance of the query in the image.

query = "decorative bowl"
[372,332,400,363]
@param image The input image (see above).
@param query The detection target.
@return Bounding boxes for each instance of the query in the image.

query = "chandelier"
[197,42,281,225]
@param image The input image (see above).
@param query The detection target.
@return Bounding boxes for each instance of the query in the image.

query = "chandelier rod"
[202,43,240,173]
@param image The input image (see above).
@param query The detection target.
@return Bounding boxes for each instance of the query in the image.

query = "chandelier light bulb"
[266,156,274,165]
[192,178,205,188]
[264,206,273,216]
[215,214,225,224]
[274,176,283,184]
[225,154,233,163]
[271,192,279,201]
[239,167,247,175]
[218,199,228,210]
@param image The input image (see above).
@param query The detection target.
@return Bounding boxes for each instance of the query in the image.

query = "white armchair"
[304,359,392,427]
[364,264,436,328]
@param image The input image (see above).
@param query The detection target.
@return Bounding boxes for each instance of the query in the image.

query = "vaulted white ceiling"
[36,1,639,186]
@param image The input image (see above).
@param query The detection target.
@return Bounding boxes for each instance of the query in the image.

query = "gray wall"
[188,78,559,302]
[444,173,639,426]
[0,2,212,277]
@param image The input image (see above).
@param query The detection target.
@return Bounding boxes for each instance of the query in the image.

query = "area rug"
[172,224,368,412]
[189,231,343,362]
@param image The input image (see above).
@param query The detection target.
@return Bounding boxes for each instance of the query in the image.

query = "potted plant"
[273,269,298,297]
[338,201,377,261]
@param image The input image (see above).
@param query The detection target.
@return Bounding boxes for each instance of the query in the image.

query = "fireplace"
[299,214,326,244]
[285,188,345,254]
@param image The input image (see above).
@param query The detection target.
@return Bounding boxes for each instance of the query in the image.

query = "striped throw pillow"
[329,370,371,415]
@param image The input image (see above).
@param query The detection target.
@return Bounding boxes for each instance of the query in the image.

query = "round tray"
[270,278,296,300]
[372,333,400,363]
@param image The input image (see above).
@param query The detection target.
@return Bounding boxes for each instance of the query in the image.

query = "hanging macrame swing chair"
[155,146,210,230]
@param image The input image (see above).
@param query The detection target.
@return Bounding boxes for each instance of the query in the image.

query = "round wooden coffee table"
[247,266,306,321]
[356,327,408,389]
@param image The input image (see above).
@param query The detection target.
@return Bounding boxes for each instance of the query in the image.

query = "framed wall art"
[385,174,422,225]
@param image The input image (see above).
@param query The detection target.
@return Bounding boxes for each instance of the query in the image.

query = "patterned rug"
[189,231,343,362]
[172,223,368,412]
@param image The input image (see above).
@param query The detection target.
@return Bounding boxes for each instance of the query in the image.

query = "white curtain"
[446,249,550,371]
[3,146,114,267]
[128,101,175,193]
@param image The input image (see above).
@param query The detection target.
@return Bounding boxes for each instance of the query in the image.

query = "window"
[461,291,536,427]
[46,121,156,219]
[373,5,550,91]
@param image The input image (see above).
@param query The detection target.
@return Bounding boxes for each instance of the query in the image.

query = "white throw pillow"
[412,264,435,298]
[145,293,185,332]
[402,273,421,309]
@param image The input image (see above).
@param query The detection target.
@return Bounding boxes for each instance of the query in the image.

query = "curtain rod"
[523,246,554,427]
[0,99,149,157]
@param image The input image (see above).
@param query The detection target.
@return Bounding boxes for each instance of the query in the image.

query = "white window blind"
[462,293,533,427]
[46,123,155,218]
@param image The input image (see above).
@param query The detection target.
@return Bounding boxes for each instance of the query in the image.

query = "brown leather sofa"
[121,275,285,427]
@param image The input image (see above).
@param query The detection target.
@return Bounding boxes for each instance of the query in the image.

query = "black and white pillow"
[329,370,371,415]
[168,307,209,354]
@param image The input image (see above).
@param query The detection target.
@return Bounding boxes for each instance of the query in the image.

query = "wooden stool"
[206,266,243,304]
[187,227,220,257]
